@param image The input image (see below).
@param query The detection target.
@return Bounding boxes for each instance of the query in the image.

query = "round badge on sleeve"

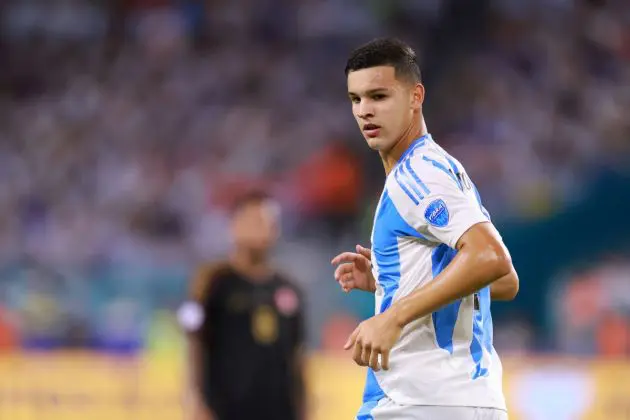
[425,199,450,227]
[176,301,205,332]
[274,287,299,316]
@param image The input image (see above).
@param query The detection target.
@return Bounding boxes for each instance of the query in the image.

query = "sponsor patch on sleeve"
[425,199,450,227]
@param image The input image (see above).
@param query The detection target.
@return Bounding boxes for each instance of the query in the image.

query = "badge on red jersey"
[274,287,299,316]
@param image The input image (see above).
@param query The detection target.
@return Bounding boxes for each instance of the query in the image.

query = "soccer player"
[178,191,306,420]
[331,38,519,420]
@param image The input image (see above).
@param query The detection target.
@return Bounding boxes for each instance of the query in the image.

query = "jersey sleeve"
[177,264,222,335]
[400,156,489,248]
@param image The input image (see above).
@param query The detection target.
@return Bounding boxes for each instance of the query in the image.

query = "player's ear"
[411,83,425,110]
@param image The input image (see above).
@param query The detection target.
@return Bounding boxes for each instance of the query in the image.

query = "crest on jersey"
[274,287,299,316]
[425,199,449,227]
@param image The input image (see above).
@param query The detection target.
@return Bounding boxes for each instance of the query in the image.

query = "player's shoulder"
[408,141,462,174]
[387,140,473,212]
[406,141,470,189]
[189,260,233,302]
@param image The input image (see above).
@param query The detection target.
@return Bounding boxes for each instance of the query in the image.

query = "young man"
[331,38,519,420]
[178,191,306,420]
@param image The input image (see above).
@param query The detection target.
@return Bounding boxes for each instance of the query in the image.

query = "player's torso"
[203,269,301,410]
[370,137,482,311]
[367,136,505,409]
[206,270,300,355]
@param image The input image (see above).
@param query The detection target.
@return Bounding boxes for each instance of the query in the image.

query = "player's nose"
[357,101,375,119]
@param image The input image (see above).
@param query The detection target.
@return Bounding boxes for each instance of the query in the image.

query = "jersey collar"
[398,134,430,164]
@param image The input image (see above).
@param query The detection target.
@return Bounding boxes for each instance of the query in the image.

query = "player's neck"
[380,118,427,175]
[230,249,273,282]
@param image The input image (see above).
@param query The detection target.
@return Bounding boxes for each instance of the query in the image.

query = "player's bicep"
[404,160,488,248]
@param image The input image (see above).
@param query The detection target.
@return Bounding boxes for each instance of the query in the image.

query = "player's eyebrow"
[348,88,389,97]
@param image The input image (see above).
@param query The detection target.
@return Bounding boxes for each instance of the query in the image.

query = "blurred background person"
[0,0,628,419]
[177,191,306,420]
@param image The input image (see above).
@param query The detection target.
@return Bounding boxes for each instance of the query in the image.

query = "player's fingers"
[341,272,354,284]
[334,264,352,280]
[352,340,363,365]
[331,252,359,266]
[356,245,372,260]
[344,326,360,350]
[369,347,380,371]
[360,343,371,367]
[381,349,390,371]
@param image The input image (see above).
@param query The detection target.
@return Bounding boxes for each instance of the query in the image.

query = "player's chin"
[364,136,385,150]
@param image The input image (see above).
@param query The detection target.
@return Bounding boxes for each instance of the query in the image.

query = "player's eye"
[350,97,360,104]
[372,94,386,100]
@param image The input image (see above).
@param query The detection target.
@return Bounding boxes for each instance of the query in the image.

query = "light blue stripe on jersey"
[363,369,385,402]
[361,189,424,411]
[393,134,430,205]
[357,392,380,420]
[473,183,492,221]
[404,158,431,195]
[445,156,464,190]
[480,286,494,355]
[432,244,493,378]
[359,365,385,419]
[471,286,493,379]
[469,182,493,379]
[394,167,420,205]
[397,134,429,163]
[431,244,462,353]
[398,164,426,202]
[422,156,461,190]
[373,190,425,312]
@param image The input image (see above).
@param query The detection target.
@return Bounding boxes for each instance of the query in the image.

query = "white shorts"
[357,397,509,420]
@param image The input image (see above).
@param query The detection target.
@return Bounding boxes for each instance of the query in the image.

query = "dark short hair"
[230,189,273,215]
[345,37,421,83]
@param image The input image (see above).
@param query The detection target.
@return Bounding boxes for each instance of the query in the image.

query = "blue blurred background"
[0,0,629,419]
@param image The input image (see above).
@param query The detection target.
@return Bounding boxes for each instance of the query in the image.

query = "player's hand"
[344,310,402,371]
[331,245,376,293]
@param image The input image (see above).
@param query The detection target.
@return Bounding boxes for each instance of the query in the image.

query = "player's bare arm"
[489,266,519,301]
[178,265,218,420]
[333,244,518,300]
[345,221,517,371]
[185,336,216,420]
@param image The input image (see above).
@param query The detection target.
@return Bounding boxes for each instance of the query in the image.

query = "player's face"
[347,66,422,152]
[231,200,280,252]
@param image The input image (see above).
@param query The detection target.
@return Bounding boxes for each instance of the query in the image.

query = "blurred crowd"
[553,255,630,358]
[0,0,628,353]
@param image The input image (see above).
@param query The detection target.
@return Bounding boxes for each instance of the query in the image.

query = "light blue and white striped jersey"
[364,134,506,410]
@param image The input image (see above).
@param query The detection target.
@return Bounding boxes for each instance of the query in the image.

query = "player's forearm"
[187,337,205,391]
[490,268,519,301]
[391,243,512,327]
[186,337,214,418]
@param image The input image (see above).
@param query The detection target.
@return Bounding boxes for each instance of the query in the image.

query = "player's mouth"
[363,123,381,138]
